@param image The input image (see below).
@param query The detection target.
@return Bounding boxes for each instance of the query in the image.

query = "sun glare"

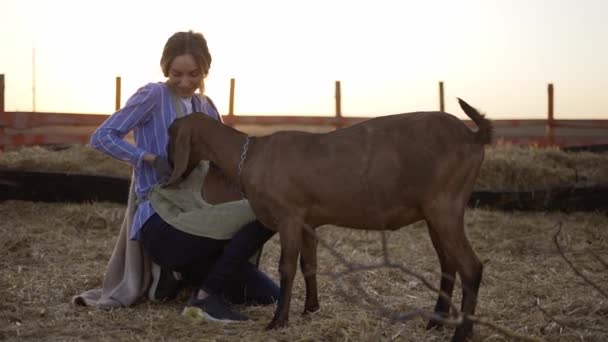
[1,0,607,118]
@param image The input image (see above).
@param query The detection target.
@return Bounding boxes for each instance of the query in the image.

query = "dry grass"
[1,145,607,341]
[0,202,607,341]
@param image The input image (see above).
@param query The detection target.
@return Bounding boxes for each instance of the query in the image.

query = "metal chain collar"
[237,136,251,198]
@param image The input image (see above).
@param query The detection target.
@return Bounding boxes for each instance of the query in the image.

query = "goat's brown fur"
[167,98,493,342]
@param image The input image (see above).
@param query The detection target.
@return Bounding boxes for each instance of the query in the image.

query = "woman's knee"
[230,220,276,250]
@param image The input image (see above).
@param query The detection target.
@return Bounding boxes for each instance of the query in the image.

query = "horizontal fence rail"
[1,75,607,151]
[1,110,607,151]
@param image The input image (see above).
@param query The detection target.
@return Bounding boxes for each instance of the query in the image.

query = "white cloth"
[149,161,256,240]
[178,97,193,117]
[72,173,152,308]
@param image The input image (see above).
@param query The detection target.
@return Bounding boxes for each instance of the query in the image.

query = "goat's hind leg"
[425,212,483,342]
[450,227,483,342]
[300,225,320,314]
[425,222,457,330]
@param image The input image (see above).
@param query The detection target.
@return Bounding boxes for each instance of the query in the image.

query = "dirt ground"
[1,200,607,342]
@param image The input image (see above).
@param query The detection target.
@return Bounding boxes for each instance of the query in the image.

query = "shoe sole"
[181,306,244,324]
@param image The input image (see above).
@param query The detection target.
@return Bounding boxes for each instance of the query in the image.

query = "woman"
[89,30,279,322]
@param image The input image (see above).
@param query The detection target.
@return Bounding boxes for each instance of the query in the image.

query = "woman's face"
[166,54,204,98]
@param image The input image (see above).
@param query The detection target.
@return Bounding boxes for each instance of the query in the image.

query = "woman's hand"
[145,154,173,181]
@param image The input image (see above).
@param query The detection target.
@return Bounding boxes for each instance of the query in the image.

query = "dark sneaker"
[182,293,249,323]
[148,263,182,302]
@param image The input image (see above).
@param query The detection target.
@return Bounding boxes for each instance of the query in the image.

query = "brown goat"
[167,98,492,342]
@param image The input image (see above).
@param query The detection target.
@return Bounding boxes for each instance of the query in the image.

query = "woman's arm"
[90,83,159,168]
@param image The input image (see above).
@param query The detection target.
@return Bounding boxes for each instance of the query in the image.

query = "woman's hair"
[160,31,212,78]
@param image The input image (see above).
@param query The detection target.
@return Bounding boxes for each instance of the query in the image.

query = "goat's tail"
[457,98,493,145]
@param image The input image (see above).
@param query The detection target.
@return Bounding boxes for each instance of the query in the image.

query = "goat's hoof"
[450,324,472,342]
[450,332,468,342]
[265,319,287,330]
[302,305,320,315]
[426,319,444,330]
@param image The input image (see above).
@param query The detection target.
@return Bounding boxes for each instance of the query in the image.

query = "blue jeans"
[140,213,279,305]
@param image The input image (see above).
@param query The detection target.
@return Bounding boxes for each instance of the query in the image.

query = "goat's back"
[245,111,486,230]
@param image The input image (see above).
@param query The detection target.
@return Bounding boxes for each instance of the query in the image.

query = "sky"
[0,0,607,119]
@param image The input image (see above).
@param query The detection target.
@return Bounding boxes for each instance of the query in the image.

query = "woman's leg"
[142,214,275,322]
[140,213,227,277]
[199,220,277,296]
[142,214,246,321]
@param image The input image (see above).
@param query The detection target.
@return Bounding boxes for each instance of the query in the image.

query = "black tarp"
[1,168,606,212]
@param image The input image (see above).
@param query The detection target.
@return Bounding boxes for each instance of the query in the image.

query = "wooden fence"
[1,74,607,151]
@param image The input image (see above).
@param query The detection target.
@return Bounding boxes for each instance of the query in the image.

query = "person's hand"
[152,156,173,181]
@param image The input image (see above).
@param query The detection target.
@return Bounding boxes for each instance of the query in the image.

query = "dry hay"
[478,145,608,190]
[1,144,607,191]
[0,146,131,179]
[1,201,607,342]
[1,145,607,341]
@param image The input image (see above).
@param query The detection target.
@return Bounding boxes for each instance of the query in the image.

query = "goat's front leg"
[300,226,319,314]
[266,224,302,330]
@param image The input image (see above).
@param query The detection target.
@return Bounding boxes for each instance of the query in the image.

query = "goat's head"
[167,115,215,185]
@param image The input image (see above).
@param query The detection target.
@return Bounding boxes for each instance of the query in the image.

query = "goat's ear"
[167,124,191,185]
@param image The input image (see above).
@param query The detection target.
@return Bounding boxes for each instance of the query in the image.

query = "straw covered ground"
[1,145,607,341]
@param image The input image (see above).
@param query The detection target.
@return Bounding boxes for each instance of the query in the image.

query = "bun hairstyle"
[160,31,212,78]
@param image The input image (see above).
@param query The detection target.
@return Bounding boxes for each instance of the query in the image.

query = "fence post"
[228,78,235,116]
[439,81,445,112]
[335,81,342,117]
[334,81,342,129]
[0,74,5,151]
[0,74,4,113]
[115,76,121,111]
[546,83,555,146]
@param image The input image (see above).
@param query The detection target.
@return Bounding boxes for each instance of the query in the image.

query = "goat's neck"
[202,123,248,183]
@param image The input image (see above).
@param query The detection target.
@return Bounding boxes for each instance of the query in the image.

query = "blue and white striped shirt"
[90,82,221,240]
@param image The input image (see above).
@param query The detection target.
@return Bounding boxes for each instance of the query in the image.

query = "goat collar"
[236,135,252,197]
